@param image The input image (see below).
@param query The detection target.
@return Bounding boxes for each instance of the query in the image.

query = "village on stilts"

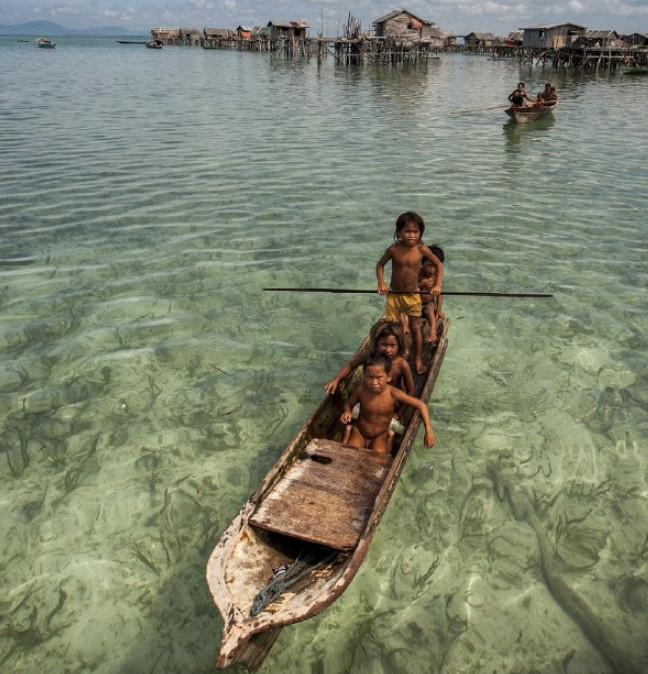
[143,11,648,71]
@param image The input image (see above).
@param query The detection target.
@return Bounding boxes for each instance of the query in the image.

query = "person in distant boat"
[540,83,552,98]
[419,244,446,343]
[376,211,443,374]
[340,353,435,453]
[508,82,531,107]
[324,319,413,396]
[543,86,558,104]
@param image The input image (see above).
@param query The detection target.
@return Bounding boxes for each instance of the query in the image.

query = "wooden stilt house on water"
[369,9,446,60]
[463,32,497,50]
[519,23,586,50]
[575,30,622,49]
[203,28,236,48]
[150,27,180,44]
[266,21,309,42]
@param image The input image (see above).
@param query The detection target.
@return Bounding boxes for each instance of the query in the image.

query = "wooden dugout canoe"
[505,100,557,123]
[206,318,449,670]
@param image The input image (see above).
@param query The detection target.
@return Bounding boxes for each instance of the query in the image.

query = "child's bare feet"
[415,358,426,374]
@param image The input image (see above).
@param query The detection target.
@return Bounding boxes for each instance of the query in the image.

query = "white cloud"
[189,0,215,9]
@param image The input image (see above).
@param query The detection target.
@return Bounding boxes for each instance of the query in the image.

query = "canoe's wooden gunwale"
[207,319,449,670]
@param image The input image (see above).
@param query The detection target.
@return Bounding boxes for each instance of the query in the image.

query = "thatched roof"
[465,32,496,41]
[267,20,309,29]
[204,28,233,39]
[374,9,432,27]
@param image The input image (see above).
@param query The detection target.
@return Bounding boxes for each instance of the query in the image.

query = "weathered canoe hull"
[206,319,449,670]
[505,101,557,123]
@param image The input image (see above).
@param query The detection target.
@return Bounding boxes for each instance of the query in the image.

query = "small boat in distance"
[206,317,449,670]
[505,100,557,123]
[145,39,163,49]
[622,67,648,76]
[35,37,56,49]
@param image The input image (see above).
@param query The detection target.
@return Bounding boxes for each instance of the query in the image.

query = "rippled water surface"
[1,37,647,673]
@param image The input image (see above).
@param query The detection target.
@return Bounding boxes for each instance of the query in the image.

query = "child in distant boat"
[340,353,435,453]
[508,82,531,107]
[376,212,443,374]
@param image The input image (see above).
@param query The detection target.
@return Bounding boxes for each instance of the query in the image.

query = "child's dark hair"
[363,352,392,374]
[428,243,445,263]
[394,211,425,242]
[369,319,406,358]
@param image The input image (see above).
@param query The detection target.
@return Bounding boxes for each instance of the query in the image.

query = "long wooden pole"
[451,104,509,114]
[263,287,553,298]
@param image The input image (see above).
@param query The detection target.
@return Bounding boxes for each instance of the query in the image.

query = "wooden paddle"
[451,104,509,114]
[263,287,553,298]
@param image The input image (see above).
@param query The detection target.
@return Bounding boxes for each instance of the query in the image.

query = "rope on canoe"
[250,548,337,616]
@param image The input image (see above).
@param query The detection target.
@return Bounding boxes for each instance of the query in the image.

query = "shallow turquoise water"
[1,37,647,673]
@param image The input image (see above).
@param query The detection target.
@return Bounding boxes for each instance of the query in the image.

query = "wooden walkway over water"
[153,35,648,70]
[201,36,439,63]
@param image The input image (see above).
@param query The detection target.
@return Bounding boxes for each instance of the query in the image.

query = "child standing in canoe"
[341,353,435,453]
[376,212,443,374]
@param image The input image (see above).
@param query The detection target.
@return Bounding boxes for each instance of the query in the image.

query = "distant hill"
[0,21,142,36]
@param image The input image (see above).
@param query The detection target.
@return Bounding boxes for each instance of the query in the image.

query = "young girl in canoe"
[325,320,414,443]
[376,212,443,374]
[324,319,413,396]
[340,353,435,453]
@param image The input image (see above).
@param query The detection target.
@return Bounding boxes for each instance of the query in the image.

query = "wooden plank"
[250,439,393,550]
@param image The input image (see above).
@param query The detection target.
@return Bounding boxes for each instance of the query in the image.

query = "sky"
[1,0,647,37]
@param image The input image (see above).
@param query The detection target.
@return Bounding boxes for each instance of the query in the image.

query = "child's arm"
[392,388,435,447]
[340,387,361,425]
[324,355,362,395]
[421,248,443,296]
[399,359,415,396]
[376,248,393,295]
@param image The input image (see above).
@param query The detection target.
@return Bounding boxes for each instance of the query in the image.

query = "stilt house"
[267,21,309,41]
[520,23,586,49]
[373,9,437,40]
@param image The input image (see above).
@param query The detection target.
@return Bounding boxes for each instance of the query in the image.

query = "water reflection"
[503,115,556,152]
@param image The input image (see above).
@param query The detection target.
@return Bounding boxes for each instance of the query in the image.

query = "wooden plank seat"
[249,438,394,550]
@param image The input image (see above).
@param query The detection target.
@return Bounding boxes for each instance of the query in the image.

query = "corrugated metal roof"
[520,22,586,30]
[584,30,618,39]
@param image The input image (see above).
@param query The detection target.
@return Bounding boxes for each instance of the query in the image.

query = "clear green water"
[1,37,647,673]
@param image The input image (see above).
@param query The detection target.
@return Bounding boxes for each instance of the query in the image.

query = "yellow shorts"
[384,293,422,321]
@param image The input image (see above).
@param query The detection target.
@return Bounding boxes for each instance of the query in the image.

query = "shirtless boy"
[376,211,443,373]
[341,353,435,453]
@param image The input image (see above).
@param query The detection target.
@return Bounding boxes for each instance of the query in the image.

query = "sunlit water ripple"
[1,37,647,673]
